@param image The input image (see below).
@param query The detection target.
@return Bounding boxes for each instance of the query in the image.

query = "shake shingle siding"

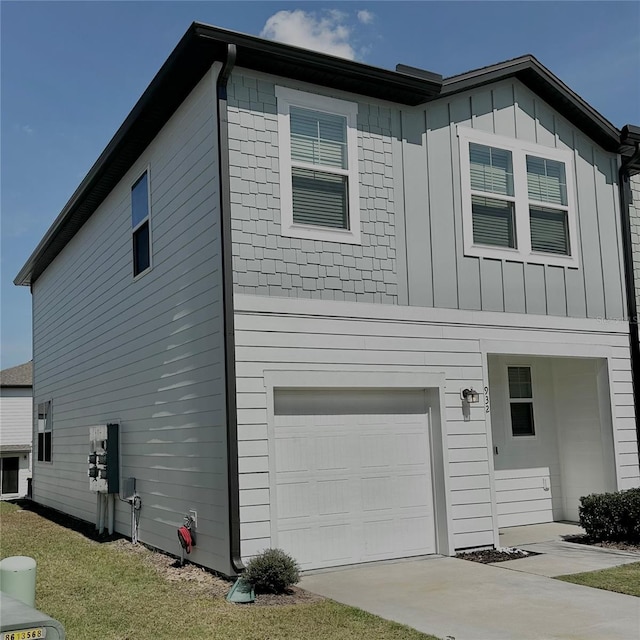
[227,72,399,304]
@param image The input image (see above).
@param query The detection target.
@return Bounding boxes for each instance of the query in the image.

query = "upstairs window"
[37,400,52,462]
[526,156,570,255]
[508,367,535,437]
[459,127,578,268]
[275,86,361,244]
[132,171,151,276]
[469,143,516,248]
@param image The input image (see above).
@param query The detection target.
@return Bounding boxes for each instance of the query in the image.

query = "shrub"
[243,548,300,594]
[579,488,640,543]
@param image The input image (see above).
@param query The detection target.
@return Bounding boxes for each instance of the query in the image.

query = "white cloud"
[357,10,374,25]
[260,10,356,60]
[14,124,34,135]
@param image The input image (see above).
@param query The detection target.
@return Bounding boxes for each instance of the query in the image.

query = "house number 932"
[484,386,490,413]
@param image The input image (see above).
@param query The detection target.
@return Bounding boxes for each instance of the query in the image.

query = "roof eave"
[14,22,443,287]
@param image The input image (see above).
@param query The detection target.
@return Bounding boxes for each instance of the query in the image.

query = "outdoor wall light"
[461,388,480,403]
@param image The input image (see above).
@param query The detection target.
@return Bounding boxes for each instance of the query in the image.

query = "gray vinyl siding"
[30,68,232,575]
[405,80,626,319]
[227,70,399,304]
[234,306,491,555]
[234,295,639,557]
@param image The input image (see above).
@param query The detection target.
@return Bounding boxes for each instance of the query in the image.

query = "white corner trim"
[457,125,580,269]
[275,85,361,245]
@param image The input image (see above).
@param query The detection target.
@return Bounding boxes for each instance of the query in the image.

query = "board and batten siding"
[404,79,626,319]
[0,388,32,446]
[30,65,233,575]
[234,295,639,559]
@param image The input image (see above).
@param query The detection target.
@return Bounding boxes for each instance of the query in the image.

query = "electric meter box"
[1,591,65,639]
[88,423,119,494]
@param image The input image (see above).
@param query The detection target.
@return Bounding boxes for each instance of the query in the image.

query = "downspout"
[618,141,640,469]
[216,43,243,574]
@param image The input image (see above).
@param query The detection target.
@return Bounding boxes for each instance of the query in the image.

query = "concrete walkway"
[496,521,640,577]
[498,521,584,547]
[301,528,640,640]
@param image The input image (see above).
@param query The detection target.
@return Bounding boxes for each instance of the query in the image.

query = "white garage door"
[273,389,436,570]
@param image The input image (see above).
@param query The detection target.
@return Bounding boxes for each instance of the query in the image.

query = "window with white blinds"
[275,86,361,244]
[469,143,516,248]
[526,156,570,255]
[458,126,578,267]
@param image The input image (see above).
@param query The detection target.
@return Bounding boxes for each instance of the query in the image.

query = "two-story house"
[0,361,33,499]
[14,23,640,576]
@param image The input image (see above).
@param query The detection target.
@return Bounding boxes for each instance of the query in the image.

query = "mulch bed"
[563,535,640,553]
[107,539,323,606]
[457,547,540,563]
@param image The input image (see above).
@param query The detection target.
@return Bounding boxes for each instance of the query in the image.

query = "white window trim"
[275,86,361,245]
[458,126,579,268]
[505,364,537,441]
[132,167,153,279]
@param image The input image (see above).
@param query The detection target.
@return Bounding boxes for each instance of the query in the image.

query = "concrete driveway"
[301,553,640,640]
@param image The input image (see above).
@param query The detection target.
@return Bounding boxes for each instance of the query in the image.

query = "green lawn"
[558,562,640,597]
[0,502,438,640]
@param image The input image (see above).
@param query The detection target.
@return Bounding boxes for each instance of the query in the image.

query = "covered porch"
[487,355,618,527]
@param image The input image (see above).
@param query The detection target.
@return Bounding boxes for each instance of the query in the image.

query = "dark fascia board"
[441,55,621,153]
[195,24,443,104]
[14,23,442,286]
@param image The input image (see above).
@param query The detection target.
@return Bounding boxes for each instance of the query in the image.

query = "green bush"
[243,548,300,594]
[579,488,640,543]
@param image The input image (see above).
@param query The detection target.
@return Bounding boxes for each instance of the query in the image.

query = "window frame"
[37,400,53,463]
[131,168,152,279]
[506,365,537,440]
[458,126,579,268]
[275,86,361,245]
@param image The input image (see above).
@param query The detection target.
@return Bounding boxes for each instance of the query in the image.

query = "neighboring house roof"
[0,444,31,453]
[621,124,640,176]
[13,22,629,287]
[0,361,33,388]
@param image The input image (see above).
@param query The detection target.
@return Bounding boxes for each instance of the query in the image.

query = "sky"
[1,1,639,369]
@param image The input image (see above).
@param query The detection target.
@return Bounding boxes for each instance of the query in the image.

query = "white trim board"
[264,370,446,391]
[480,339,616,359]
[234,294,630,336]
